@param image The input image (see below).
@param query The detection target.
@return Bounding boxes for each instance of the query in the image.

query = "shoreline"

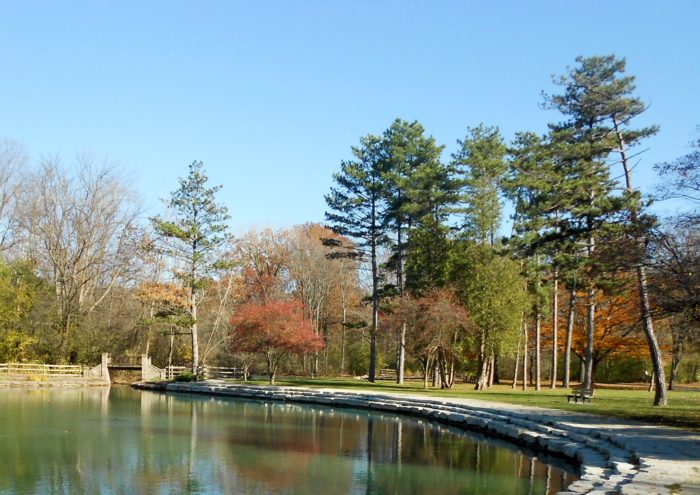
[0,378,109,388]
[133,380,700,495]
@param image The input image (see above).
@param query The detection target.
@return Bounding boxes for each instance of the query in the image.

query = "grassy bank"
[233,377,700,431]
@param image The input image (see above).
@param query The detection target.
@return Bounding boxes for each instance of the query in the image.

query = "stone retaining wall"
[133,381,700,495]
[0,376,110,387]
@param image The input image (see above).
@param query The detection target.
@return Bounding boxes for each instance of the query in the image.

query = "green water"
[0,387,577,494]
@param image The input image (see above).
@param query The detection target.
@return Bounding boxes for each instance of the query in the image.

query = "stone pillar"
[101,353,111,383]
[141,354,150,381]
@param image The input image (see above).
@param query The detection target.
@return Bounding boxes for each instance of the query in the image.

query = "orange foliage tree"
[230,300,323,384]
[570,285,649,383]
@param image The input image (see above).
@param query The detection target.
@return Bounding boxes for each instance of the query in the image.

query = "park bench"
[567,388,594,404]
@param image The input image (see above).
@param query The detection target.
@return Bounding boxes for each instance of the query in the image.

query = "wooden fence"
[1,363,83,377]
[164,365,189,380]
[203,366,244,380]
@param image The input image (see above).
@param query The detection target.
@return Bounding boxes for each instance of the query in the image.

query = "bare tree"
[287,224,345,376]
[19,154,141,358]
[232,228,291,304]
[0,139,27,256]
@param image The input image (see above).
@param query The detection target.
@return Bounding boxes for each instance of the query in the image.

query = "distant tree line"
[0,55,698,405]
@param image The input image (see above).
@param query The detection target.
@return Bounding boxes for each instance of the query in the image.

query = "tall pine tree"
[546,55,666,405]
[325,135,389,382]
[452,125,508,245]
[380,119,448,382]
[151,161,230,374]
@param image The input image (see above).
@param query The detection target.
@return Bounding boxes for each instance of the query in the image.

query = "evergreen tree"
[450,125,510,388]
[380,118,455,383]
[546,55,666,405]
[450,242,529,390]
[507,132,576,390]
[452,125,508,245]
[325,135,389,382]
[399,132,457,293]
[151,161,230,374]
[525,81,629,392]
[381,119,440,290]
[405,216,451,293]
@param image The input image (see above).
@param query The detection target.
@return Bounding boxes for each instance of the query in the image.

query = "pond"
[0,387,578,494]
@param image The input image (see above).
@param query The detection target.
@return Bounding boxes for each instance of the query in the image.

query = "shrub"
[174,372,198,382]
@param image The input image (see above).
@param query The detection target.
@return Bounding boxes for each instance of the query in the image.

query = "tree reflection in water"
[0,387,578,494]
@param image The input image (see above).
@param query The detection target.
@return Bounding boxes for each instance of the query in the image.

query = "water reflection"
[0,387,577,494]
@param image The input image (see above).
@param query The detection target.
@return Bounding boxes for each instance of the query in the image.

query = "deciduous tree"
[0,139,26,256]
[391,289,471,389]
[570,285,649,382]
[230,300,323,384]
[21,155,141,361]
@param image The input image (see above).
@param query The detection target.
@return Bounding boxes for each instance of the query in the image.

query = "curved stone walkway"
[134,381,700,495]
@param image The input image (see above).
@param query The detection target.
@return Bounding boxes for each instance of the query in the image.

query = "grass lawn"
[238,377,700,431]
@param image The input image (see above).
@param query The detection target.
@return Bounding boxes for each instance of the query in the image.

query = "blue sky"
[2,1,699,232]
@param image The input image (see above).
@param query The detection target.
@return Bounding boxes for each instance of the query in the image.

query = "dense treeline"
[0,55,698,404]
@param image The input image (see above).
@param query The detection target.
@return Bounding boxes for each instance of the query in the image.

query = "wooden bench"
[567,388,594,404]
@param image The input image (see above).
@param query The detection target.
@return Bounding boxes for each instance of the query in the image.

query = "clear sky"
[2,1,699,232]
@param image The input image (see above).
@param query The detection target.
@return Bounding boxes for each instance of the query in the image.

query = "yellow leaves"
[137,282,190,309]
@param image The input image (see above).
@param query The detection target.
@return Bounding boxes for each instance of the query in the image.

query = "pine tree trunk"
[512,322,522,389]
[369,228,379,383]
[191,285,199,375]
[550,274,559,389]
[583,285,595,390]
[564,284,576,388]
[397,322,406,384]
[475,331,488,390]
[340,295,347,375]
[535,307,541,391]
[522,323,529,391]
[613,116,667,405]
[637,264,667,404]
[396,222,406,384]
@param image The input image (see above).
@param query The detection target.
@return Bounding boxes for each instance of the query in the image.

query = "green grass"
[236,377,700,431]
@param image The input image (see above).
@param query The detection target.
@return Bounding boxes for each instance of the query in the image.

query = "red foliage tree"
[230,300,323,384]
[389,289,472,389]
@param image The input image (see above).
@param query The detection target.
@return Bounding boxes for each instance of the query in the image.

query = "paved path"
[134,381,700,495]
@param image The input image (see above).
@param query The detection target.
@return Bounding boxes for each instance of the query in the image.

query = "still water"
[0,387,577,494]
